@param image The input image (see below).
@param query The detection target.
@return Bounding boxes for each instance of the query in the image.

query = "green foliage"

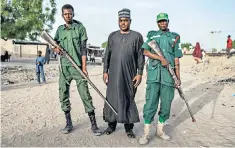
[212,48,217,52]
[181,42,192,51]
[101,41,108,49]
[221,49,227,51]
[233,40,235,49]
[1,0,57,41]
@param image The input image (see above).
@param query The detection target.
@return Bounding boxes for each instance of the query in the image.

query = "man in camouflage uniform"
[139,13,183,145]
[54,4,101,136]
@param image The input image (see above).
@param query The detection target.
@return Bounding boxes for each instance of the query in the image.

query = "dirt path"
[1,57,235,147]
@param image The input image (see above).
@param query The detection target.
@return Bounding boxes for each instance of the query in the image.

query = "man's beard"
[120,25,130,32]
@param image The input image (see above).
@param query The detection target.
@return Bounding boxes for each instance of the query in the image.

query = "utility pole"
[210,30,221,52]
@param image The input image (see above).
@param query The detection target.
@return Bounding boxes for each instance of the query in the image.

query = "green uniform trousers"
[143,82,175,123]
[59,66,95,113]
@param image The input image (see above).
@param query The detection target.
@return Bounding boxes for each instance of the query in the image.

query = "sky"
[48,0,235,50]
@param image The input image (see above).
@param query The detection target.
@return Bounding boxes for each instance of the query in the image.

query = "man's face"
[62,8,73,24]
[119,18,131,32]
[158,20,168,31]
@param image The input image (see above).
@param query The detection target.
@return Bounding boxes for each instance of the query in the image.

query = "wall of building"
[1,39,14,55]
[1,39,47,58]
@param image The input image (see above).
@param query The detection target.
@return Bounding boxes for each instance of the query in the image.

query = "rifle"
[148,40,196,122]
[41,31,118,116]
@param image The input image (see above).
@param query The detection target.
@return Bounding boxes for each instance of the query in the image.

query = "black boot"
[88,111,102,136]
[61,111,73,134]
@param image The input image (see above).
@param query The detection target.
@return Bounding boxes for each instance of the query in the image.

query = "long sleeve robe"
[103,30,145,123]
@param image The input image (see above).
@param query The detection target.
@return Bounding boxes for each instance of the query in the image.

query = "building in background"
[1,39,105,61]
[1,39,48,58]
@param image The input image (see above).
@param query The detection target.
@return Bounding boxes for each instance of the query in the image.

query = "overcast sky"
[49,0,235,50]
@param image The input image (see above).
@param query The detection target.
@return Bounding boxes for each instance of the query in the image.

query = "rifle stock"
[41,31,118,116]
[148,40,196,122]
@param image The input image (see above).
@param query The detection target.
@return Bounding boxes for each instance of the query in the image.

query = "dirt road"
[1,56,235,147]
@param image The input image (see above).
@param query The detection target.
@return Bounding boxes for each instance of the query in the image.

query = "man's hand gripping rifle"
[41,31,118,116]
[148,40,196,122]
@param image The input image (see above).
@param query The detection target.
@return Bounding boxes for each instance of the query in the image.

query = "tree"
[181,42,192,51]
[212,48,217,52]
[1,0,57,41]
[101,41,108,49]
[233,40,235,49]
[221,49,227,51]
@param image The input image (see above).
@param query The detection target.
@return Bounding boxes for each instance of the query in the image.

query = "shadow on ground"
[1,81,225,147]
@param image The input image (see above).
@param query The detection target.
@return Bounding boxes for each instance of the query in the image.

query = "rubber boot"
[88,111,102,136]
[139,124,151,145]
[156,121,170,140]
[61,111,73,134]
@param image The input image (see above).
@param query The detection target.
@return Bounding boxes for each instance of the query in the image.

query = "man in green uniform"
[54,4,101,136]
[139,13,183,145]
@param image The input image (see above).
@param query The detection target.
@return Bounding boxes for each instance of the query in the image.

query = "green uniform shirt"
[142,30,183,87]
[54,22,88,66]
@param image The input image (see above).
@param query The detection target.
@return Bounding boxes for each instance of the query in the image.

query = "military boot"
[88,111,102,136]
[139,124,151,145]
[61,111,73,134]
[156,121,170,140]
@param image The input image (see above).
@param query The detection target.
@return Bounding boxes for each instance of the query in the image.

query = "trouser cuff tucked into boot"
[88,111,102,136]
[156,121,170,140]
[139,124,151,145]
[61,111,73,134]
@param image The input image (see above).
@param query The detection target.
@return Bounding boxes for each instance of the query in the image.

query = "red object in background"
[227,38,233,49]
[193,42,202,58]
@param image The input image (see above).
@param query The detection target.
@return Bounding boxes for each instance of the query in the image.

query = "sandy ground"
[1,55,235,147]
